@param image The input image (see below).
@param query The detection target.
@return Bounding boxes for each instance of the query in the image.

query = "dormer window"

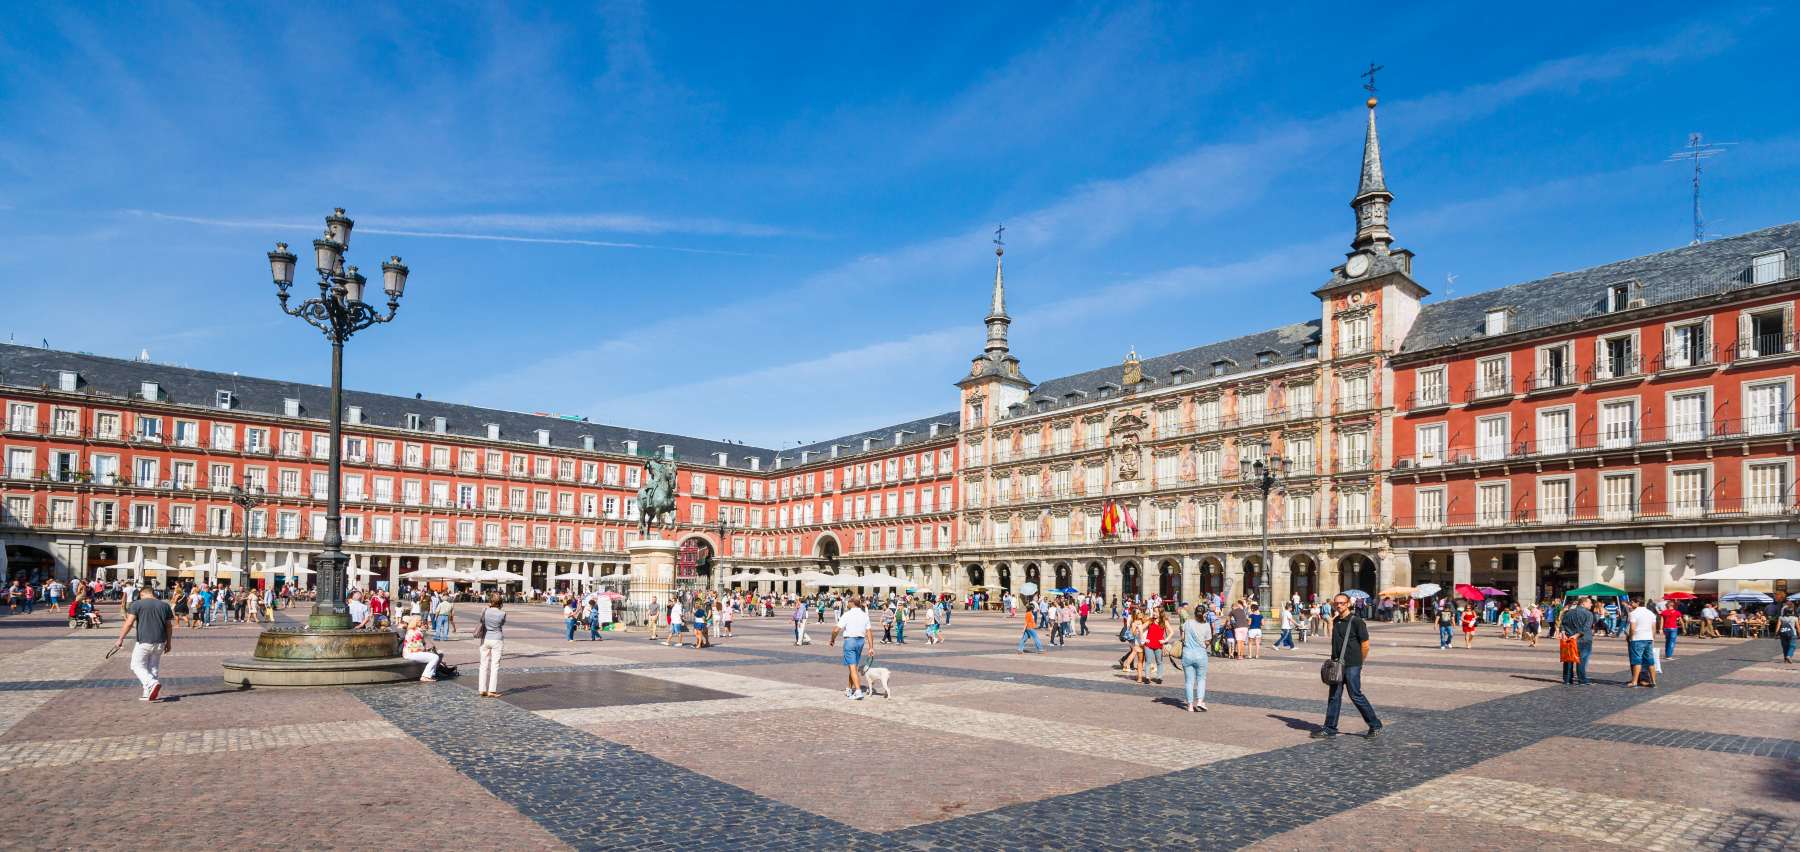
[215,390,233,410]
[536,429,551,447]
[1303,343,1319,358]
[346,406,363,425]
[1170,366,1192,385]
[485,423,501,440]
[1485,308,1509,335]
[581,435,595,451]
[140,382,159,401]
[1256,349,1276,366]
[1752,250,1788,285]
[1608,280,1644,313]
[57,371,78,392]
[283,398,301,417]
[1210,361,1229,377]
[404,413,421,430]
[431,416,446,434]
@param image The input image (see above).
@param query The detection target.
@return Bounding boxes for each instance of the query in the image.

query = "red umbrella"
[1661,591,1697,600]
[1455,583,1485,601]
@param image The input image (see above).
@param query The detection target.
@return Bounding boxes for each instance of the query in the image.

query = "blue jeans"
[565,617,577,640]
[1439,625,1452,648]
[1182,653,1208,705]
[589,615,601,640]
[1276,629,1295,649]
[432,614,448,640]
[1782,633,1796,660]
[895,622,905,644]
[1324,665,1382,733]
[1664,628,1677,658]
[1018,628,1043,652]
[1628,639,1654,669]
[1142,648,1163,679]
[1564,639,1592,683]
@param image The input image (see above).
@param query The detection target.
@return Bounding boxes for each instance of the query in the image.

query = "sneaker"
[1310,729,1337,739]
[1363,727,1383,739]
[853,690,866,700]
[147,682,161,702]
[845,688,856,698]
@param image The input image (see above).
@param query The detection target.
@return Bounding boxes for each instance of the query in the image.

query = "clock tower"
[957,231,1032,430]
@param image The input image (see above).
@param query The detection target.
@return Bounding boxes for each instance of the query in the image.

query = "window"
[1416,488,1445,529]
[1670,468,1707,517]
[215,389,233,409]
[1338,491,1367,527]
[1416,424,1446,467]
[1599,399,1637,448]
[1339,315,1370,354]
[1154,454,1179,486]
[1338,431,1368,470]
[1664,320,1710,369]
[1752,251,1787,285]
[1537,408,1572,455]
[1477,483,1508,527]
[1746,461,1789,514]
[136,416,161,442]
[1597,333,1638,379]
[1240,389,1266,423]
[1195,502,1217,533]
[1477,355,1510,397]
[5,448,32,479]
[1535,343,1572,388]
[1601,472,1637,520]
[57,371,78,392]
[1485,308,1508,335]
[1608,282,1636,313]
[1288,494,1313,530]
[1669,391,1708,442]
[1539,478,1571,523]
[5,403,35,433]
[1746,381,1790,435]
[50,408,78,436]
[1288,383,1315,418]
[1476,415,1508,461]
[95,412,120,439]
[1285,438,1313,474]
[1339,375,1368,411]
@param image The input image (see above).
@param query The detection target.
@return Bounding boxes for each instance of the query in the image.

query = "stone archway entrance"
[996,564,1012,592]
[1200,556,1224,595]
[1338,554,1377,596]
[1121,561,1142,599]
[1085,561,1105,595]
[4,544,55,583]
[1157,559,1180,600]
[1289,554,1317,604]
[965,564,985,590]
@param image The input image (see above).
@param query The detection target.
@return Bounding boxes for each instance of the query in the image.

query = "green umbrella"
[1563,582,1627,598]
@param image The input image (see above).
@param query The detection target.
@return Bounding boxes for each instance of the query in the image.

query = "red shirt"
[1145,623,1165,650]
[371,596,388,614]
[1659,608,1681,630]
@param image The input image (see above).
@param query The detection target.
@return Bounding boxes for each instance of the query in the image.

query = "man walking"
[112,587,174,702]
[829,595,873,700]
[1558,596,1597,685]
[1626,598,1658,688]
[1435,600,1455,650]
[1659,600,1682,660]
[1313,593,1381,739]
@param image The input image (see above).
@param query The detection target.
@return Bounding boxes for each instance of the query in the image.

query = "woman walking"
[1461,605,1479,649]
[1138,612,1166,685]
[1779,604,1797,664]
[477,593,506,697]
[1181,605,1213,712]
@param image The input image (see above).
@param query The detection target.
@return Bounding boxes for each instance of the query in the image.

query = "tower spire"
[1351,64,1394,253]
[985,224,1009,355]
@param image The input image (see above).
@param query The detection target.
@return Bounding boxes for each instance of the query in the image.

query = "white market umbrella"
[858,574,909,589]
[399,568,471,582]
[1691,558,1800,582]
[474,569,527,584]
[1412,583,1442,599]
[720,572,766,583]
[551,572,591,581]
[1020,582,1040,596]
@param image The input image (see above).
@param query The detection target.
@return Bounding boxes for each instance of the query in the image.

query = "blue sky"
[3,1,1797,448]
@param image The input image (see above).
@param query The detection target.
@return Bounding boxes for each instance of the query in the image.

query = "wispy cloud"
[126,211,761,256]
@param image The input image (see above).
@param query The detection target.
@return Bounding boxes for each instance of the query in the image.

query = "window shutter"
[1594,338,1609,379]
[1739,311,1755,357]
[1703,316,1714,361]
[1663,323,1678,367]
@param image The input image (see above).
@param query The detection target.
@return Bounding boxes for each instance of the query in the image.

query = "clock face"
[1345,254,1370,278]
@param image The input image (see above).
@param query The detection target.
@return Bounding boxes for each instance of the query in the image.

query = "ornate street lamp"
[265,208,410,629]
[229,485,265,589]
[1240,445,1287,613]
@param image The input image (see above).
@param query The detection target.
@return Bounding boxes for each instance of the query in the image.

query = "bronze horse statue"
[637,456,678,539]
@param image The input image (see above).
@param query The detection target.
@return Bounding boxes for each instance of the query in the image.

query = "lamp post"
[229,485,265,589]
[265,208,410,630]
[1240,447,1287,613]
[715,516,732,590]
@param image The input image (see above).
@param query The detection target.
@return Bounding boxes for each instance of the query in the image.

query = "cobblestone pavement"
[0,604,1794,849]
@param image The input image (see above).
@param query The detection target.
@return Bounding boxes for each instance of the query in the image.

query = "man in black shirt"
[1558,596,1596,685]
[1314,593,1382,739]
[113,587,174,702]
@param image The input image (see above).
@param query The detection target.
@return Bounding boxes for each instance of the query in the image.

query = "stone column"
[1180,555,1202,606]
[1377,550,1397,593]
[1270,551,1291,606]
[1515,548,1538,606]
[1641,542,1666,602]
[1317,552,1340,598]
[1576,545,1599,587]
[1391,551,1413,588]
[1715,542,1740,596]
[1103,557,1124,606]
[1452,548,1472,588]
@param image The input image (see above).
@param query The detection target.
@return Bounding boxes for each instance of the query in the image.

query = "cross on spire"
[993,223,1006,249]
[1361,62,1383,95]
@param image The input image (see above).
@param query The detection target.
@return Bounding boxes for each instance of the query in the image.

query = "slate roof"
[0,343,789,468]
[777,411,962,470]
[1017,320,1324,413]
[1399,221,1800,355]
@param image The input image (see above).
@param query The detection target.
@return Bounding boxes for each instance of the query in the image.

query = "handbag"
[1558,634,1579,663]
[1164,628,1184,659]
[473,615,488,641]
[1118,623,1131,643]
[1320,616,1354,686]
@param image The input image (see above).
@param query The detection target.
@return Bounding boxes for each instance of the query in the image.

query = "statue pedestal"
[628,539,679,618]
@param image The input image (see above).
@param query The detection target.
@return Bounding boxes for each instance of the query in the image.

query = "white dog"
[862,666,892,698]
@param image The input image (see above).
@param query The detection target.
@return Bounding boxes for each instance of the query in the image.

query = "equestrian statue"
[636,455,678,539]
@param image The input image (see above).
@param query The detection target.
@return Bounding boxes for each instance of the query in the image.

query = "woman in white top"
[1180,605,1214,712]
[478,593,506,697]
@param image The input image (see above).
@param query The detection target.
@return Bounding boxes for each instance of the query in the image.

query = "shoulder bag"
[1320,616,1354,686]
[1164,625,1185,659]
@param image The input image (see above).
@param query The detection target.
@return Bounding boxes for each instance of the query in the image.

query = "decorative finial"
[1361,61,1383,108]
[993,222,1006,256]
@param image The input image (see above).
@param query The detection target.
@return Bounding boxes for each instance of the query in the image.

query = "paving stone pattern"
[1567,722,1800,759]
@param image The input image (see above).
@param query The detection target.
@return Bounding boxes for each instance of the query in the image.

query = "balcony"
[1467,377,1515,402]
[1655,345,1717,373]
[1586,353,1643,384]
[1405,391,1450,412]
[1396,495,1796,532]
[1392,412,1798,470]
[1732,332,1798,364]
[1526,369,1576,393]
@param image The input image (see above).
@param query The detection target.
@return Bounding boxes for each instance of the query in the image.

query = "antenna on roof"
[1666,132,1733,245]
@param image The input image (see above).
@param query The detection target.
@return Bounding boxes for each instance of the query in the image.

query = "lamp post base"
[221,627,421,688]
